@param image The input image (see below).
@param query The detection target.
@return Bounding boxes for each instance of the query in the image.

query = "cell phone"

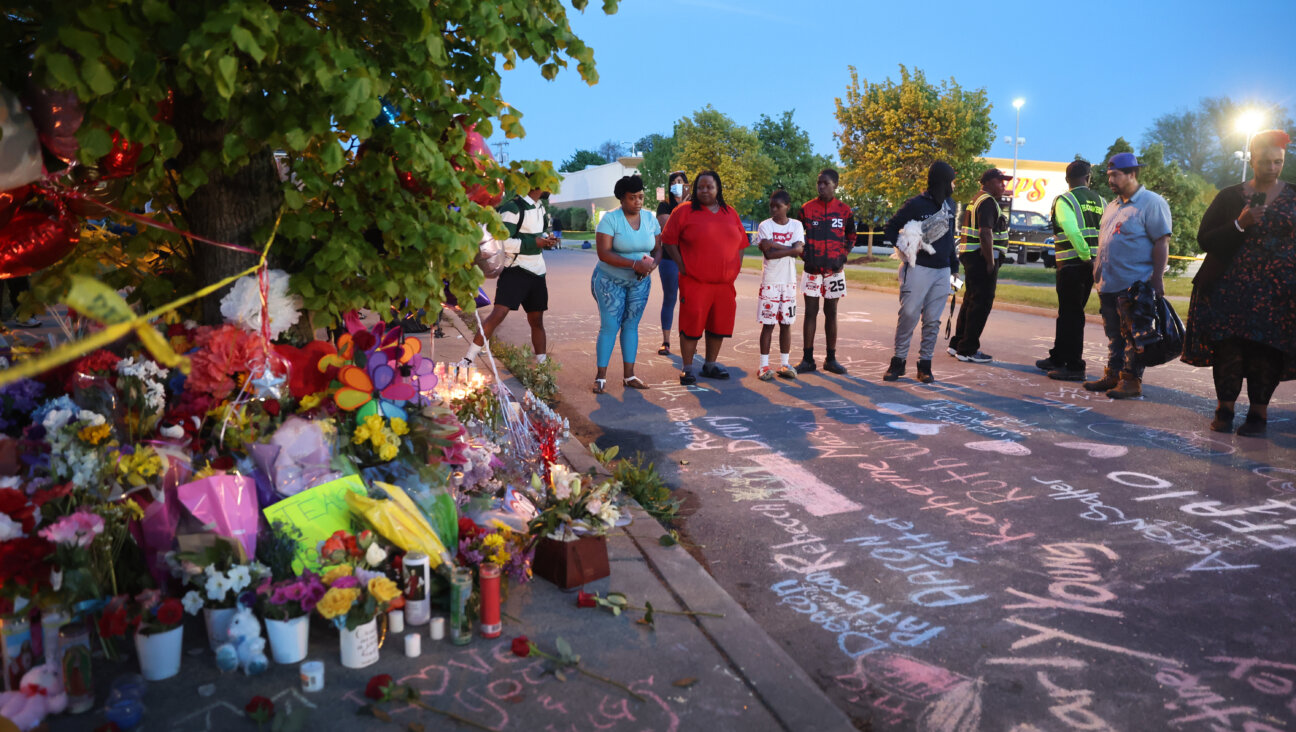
[1250,192,1267,207]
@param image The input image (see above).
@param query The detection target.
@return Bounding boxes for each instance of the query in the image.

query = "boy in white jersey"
[755,190,805,380]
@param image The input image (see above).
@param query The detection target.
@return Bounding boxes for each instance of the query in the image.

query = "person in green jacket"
[1036,160,1105,381]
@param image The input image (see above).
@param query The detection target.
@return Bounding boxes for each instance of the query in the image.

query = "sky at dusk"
[492,0,1296,171]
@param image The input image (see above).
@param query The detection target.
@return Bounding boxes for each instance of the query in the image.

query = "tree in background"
[834,65,994,226]
[670,106,774,217]
[4,0,613,325]
[1089,137,1213,273]
[747,111,834,220]
[637,131,677,207]
[1145,97,1296,189]
[596,139,625,163]
[560,149,609,172]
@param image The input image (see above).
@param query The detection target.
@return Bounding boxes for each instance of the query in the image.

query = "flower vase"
[265,616,310,665]
[339,618,380,669]
[58,621,94,713]
[134,626,183,681]
[533,534,610,589]
[204,607,236,650]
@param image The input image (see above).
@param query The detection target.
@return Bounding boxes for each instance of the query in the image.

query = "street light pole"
[1011,98,1024,186]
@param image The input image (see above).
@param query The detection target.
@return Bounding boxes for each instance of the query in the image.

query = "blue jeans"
[592,268,651,368]
[1099,292,1144,378]
[658,258,679,333]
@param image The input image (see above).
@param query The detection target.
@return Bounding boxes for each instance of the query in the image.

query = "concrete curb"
[559,437,857,732]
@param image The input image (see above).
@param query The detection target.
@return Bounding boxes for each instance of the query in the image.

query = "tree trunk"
[172,94,283,324]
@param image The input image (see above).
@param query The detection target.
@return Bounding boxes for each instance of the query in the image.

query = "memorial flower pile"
[527,464,626,539]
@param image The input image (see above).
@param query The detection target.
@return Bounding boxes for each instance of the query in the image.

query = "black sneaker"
[822,358,848,375]
[956,351,992,363]
[794,358,817,374]
[700,363,730,379]
[916,359,934,384]
[679,370,697,386]
[1047,366,1085,381]
[882,357,905,381]
[1035,357,1061,372]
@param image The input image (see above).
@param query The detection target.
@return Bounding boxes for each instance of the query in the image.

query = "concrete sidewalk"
[46,319,854,732]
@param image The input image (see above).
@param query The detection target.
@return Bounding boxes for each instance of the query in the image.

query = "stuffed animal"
[891,219,936,266]
[214,604,269,676]
[0,664,68,731]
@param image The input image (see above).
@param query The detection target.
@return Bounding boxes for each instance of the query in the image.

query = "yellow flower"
[78,423,112,445]
[383,433,400,449]
[321,565,354,586]
[390,418,409,436]
[377,444,398,462]
[368,577,401,605]
[122,498,145,520]
[352,424,371,445]
[316,587,360,619]
[363,414,384,433]
[482,534,505,552]
[300,393,322,410]
[491,549,511,565]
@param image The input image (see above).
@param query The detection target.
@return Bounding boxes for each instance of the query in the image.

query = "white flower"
[365,542,388,567]
[77,410,106,426]
[182,590,204,615]
[0,514,22,541]
[218,269,302,339]
[205,572,232,601]
[598,502,620,527]
[43,409,72,432]
[249,561,270,579]
[586,498,603,516]
[227,565,251,592]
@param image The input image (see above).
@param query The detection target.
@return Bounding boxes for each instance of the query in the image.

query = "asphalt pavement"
[475,247,1296,731]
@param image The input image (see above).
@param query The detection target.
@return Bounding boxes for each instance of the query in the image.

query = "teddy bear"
[214,604,269,676]
[0,664,68,731]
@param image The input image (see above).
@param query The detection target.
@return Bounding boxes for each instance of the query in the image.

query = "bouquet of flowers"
[526,464,625,539]
[132,589,186,635]
[39,509,106,606]
[34,397,114,492]
[256,572,327,621]
[457,517,534,583]
[176,540,270,615]
[114,356,170,441]
[314,563,402,631]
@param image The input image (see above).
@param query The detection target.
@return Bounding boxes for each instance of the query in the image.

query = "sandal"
[657,344,671,356]
[623,376,650,390]
[592,378,606,394]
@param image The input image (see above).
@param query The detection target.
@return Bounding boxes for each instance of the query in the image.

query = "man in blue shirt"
[1083,152,1172,400]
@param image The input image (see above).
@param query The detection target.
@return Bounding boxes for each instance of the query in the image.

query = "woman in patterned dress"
[1182,129,1294,437]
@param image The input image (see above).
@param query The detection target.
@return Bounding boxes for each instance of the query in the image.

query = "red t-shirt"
[661,203,749,284]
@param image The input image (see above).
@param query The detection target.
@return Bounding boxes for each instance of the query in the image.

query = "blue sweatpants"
[658,258,679,333]
[592,268,652,368]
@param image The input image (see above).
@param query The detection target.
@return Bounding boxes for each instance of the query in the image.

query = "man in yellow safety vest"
[948,168,1011,363]
[1035,160,1106,380]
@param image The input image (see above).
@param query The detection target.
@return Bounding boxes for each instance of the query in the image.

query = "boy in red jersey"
[797,169,856,374]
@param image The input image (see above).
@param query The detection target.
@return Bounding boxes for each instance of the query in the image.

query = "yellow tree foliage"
[671,106,774,214]
[835,65,995,220]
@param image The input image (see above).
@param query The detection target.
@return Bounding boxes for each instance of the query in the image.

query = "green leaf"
[79,127,113,160]
[285,128,309,151]
[643,601,655,627]
[320,141,344,174]
[231,26,266,63]
[554,636,572,659]
[215,55,238,99]
[658,533,678,547]
[44,53,79,89]
[103,33,135,65]
[81,58,115,96]
[284,189,305,210]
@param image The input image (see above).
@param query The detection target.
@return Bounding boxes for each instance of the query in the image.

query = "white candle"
[388,610,405,634]
[429,616,446,641]
[300,660,324,692]
[404,632,422,657]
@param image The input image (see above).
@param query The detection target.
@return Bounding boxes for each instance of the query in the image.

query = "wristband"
[1234,219,1245,232]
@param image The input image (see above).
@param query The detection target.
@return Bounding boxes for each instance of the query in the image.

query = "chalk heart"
[964,440,1032,457]
[887,421,943,436]
[877,403,922,416]
[1055,441,1128,459]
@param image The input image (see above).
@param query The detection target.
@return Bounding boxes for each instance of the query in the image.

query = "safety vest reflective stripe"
[958,193,1008,253]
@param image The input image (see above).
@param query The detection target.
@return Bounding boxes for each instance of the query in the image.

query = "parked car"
[1007,210,1052,264]
[1042,236,1056,269]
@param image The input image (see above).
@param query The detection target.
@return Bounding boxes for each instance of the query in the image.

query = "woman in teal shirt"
[591,175,661,393]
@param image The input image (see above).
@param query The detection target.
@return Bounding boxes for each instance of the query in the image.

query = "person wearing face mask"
[1182,130,1294,437]
[661,170,749,385]
[655,171,689,356]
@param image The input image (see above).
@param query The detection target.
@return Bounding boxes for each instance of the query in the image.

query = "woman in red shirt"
[661,170,750,385]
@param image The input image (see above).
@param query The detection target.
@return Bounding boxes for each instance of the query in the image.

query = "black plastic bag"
[1118,281,1183,368]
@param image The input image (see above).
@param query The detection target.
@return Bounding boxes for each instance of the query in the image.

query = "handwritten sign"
[262,475,366,573]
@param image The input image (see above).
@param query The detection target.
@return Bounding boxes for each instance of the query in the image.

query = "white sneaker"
[946,346,958,358]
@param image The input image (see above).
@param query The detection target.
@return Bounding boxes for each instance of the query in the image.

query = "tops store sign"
[982,158,1069,215]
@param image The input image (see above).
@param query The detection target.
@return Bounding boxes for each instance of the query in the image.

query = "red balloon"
[0,200,79,279]
[457,121,504,207]
[99,130,140,179]
[23,87,83,164]
[0,185,33,230]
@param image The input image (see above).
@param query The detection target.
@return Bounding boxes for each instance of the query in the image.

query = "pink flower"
[38,510,104,548]
[331,575,359,589]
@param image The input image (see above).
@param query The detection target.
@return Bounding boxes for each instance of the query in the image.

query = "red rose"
[0,489,35,533]
[210,455,236,471]
[156,599,183,626]
[0,537,54,591]
[30,482,72,509]
[365,674,394,700]
[263,400,281,417]
[458,517,481,539]
[245,695,274,722]
[510,636,531,658]
[97,604,130,639]
[576,591,597,609]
